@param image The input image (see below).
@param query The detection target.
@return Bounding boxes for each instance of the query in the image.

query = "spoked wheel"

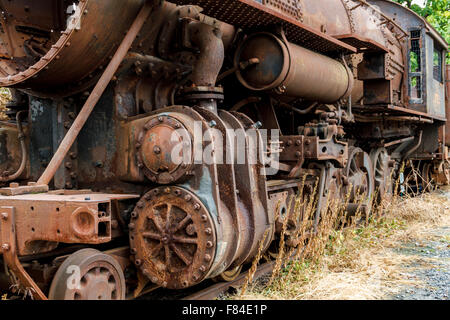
[344,147,375,216]
[370,147,393,203]
[48,249,126,300]
[213,265,243,282]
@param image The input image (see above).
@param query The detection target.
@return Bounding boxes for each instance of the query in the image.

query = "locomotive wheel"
[129,187,217,289]
[370,147,392,203]
[213,265,243,282]
[345,148,375,216]
[48,249,126,300]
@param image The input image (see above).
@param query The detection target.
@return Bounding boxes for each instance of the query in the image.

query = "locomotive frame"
[0,0,448,300]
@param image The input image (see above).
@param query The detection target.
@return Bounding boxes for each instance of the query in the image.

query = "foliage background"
[393,0,449,61]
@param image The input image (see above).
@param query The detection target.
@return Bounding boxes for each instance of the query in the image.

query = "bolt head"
[1,212,8,220]
[1,243,10,251]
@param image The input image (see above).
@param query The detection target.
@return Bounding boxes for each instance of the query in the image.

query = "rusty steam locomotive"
[0,0,448,300]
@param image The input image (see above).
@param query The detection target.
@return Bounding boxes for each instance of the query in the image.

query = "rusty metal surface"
[48,248,126,300]
[37,0,154,186]
[0,0,148,97]
[136,115,193,184]
[0,0,448,300]
[129,187,217,289]
[172,0,357,54]
[0,206,48,300]
[0,192,138,256]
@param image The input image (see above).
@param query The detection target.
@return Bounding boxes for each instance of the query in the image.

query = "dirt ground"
[232,188,450,301]
[389,226,449,299]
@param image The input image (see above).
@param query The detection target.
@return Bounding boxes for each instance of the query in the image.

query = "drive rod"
[37,0,155,185]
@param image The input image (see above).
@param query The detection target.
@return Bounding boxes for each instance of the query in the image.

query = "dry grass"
[0,88,11,120]
[231,182,450,300]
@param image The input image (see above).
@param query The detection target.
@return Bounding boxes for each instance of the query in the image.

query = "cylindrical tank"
[234,33,352,103]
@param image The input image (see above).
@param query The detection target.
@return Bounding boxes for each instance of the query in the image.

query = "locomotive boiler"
[0,0,448,300]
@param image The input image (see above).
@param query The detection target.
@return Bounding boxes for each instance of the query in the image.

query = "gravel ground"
[390,226,449,300]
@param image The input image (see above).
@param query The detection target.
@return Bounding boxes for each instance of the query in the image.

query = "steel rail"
[183,261,276,300]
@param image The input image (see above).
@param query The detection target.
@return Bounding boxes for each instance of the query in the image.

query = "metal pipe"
[37,0,155,185]
[0,110,27,182]
[403,131,423,160]
[278,101,318,115]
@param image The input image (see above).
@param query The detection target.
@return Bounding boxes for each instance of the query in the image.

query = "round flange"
[136,114,193,184]
[129,187,217,289]
[48,248,126,300]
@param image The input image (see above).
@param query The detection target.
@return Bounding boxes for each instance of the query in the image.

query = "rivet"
[2,243,10,251]
[204,254,211,262]
[201,215,207,222]
[130,248,137,254]
[205,228,212,235]
[200,265,206,272]
[1,212,8,220]
[128,223,135,230]
[185,195,192,202]
[135,259,142,266]
[194,203,200,210]
[206,241,213,248]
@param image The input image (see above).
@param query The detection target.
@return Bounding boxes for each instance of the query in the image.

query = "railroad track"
[183,262,276,300]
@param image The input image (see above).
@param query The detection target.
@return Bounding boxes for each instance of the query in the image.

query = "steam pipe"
[186,21,225,113]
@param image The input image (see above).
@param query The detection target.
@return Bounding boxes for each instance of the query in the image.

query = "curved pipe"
[188,21,225,87]
[0,110,27,182]
[278,101,318,115]
[402,131,423,161]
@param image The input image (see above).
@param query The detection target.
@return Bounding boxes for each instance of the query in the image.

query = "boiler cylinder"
[234,33,353,103]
